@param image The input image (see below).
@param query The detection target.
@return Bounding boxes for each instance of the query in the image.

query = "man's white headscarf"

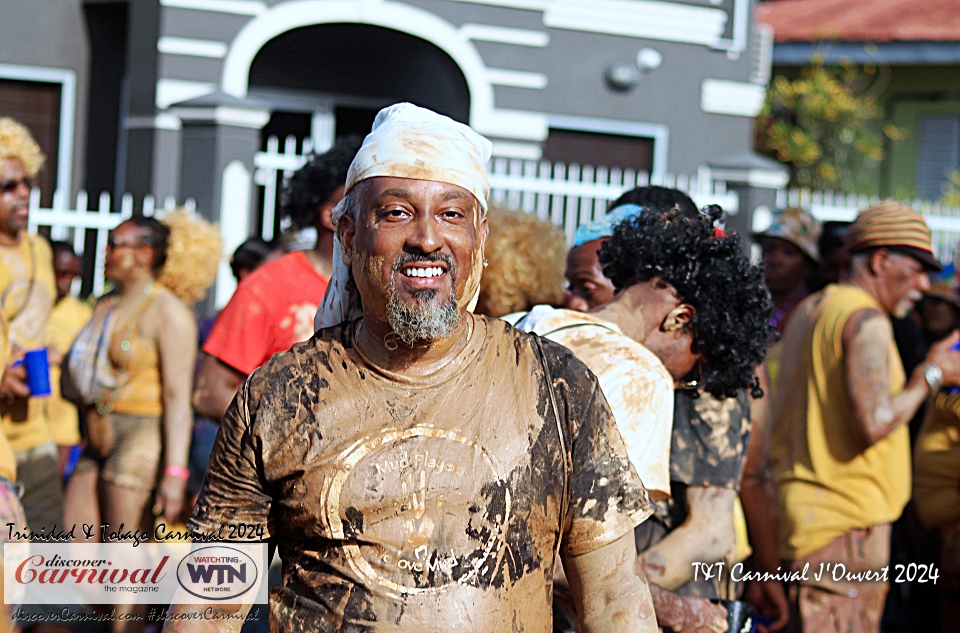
[315,103,493,330]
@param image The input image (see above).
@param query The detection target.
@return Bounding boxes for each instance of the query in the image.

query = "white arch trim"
[221,0,521,137]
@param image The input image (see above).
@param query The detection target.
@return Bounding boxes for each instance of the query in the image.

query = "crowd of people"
[0,102,957,633]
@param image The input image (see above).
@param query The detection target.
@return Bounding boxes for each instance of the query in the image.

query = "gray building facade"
[3,0,772,279]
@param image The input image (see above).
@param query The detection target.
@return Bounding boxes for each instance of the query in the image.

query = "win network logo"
[176,546,259,601]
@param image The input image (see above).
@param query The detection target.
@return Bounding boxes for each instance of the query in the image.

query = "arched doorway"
[247,22,472,237]
[250,23,470,127]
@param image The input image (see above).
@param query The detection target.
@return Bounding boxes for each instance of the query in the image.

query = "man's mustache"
[392,252,456,276]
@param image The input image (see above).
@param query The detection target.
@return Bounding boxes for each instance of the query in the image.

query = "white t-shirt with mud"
[507,305,674,500]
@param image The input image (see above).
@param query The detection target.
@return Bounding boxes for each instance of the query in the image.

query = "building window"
[0,79,61,204]
[542,128,654,173]
[916,115,960,200]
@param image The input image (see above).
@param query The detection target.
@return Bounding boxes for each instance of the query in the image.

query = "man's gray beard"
[386,287,461,345]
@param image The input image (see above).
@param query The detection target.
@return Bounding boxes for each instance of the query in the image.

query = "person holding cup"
[0,118,67,633]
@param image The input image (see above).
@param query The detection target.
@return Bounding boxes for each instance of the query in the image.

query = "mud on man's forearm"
[563,532,658,633]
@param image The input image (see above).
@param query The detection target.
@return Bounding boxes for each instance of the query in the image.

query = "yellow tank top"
[106,290,162,417]
[771,284,909,559]
[913,392,960,534]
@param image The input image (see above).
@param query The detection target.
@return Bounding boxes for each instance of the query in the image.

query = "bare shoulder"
[144,285,196,333]
[841,307,890,348]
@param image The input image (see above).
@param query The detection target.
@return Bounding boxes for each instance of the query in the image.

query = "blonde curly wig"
[0,118,45,177]
[476,206,567,318]
[156,207,222,305]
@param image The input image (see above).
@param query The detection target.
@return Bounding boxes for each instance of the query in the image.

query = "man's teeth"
[404,267,444,278]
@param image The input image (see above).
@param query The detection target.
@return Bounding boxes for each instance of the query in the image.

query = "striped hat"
[846,200,941,271]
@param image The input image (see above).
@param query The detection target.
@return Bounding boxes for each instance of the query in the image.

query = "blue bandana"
[573,204,644,247]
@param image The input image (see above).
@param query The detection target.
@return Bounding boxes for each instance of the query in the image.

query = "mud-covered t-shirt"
[189,315,652,632]
[507,305,674,501]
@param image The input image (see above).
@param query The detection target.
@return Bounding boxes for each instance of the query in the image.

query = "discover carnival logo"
[176,546,259,601]
[4,542,268,605]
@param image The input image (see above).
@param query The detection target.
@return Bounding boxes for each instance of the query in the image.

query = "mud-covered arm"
[193,352,245,421]
[563,531,658,633]
[648,584,727,633]
[638,486,736,590]
[843,310,960,447]
[153,293,198,523]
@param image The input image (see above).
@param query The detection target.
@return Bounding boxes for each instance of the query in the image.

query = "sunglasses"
[106,234,152,250]
[0,177,34,194]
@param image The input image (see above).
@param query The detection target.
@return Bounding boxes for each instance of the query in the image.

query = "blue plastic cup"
[14,348,51,397]
[948,340,960,395]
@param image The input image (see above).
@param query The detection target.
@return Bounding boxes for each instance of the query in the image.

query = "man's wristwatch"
[920,363,943,395]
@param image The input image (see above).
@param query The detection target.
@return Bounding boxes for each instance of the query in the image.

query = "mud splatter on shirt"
[507,306,673,500]
[669,390,749,489]
[189,315,651,632]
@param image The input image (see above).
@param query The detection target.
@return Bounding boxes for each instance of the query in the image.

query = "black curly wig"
[280,135,363,231]
[599,205,776,399]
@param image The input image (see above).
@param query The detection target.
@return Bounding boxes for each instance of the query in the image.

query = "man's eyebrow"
[375,188,414,202]
[440,189,471,201]
[374,187,472,203]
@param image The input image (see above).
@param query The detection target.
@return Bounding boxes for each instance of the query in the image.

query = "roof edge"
[773,41,960,65]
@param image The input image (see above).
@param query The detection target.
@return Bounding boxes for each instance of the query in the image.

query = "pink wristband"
[164,465,190,479]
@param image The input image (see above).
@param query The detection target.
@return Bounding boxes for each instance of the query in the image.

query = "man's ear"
[868,248,888,276]
[318,203,336,232]
[662,303,695,332]
[339,214,356,266]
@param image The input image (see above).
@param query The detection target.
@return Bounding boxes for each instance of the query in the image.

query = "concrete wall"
[0,0,90,197]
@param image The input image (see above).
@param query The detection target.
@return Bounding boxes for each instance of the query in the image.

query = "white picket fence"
[30,138,960,301]
[253,135,740,244]
[27,189,195,297]
[773,189,960,265]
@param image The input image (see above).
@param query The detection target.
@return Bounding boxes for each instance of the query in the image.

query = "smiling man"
[173,104,657,632]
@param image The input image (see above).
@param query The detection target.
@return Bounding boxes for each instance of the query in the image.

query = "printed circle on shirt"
[321,425,511,598]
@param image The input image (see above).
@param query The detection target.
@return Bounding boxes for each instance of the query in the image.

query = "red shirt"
[203,251,328,375]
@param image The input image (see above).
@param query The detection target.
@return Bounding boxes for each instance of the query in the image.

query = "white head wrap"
[315,103,493,330]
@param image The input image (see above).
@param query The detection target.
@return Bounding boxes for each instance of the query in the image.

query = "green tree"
[942,172,960,207]
[755,59,904,193]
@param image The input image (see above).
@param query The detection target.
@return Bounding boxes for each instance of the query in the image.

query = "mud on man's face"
[341,176,487,343]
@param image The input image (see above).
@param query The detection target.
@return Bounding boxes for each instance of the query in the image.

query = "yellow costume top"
[106,288,162,417]
[0,234,55,453]
[771,284,909,559]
